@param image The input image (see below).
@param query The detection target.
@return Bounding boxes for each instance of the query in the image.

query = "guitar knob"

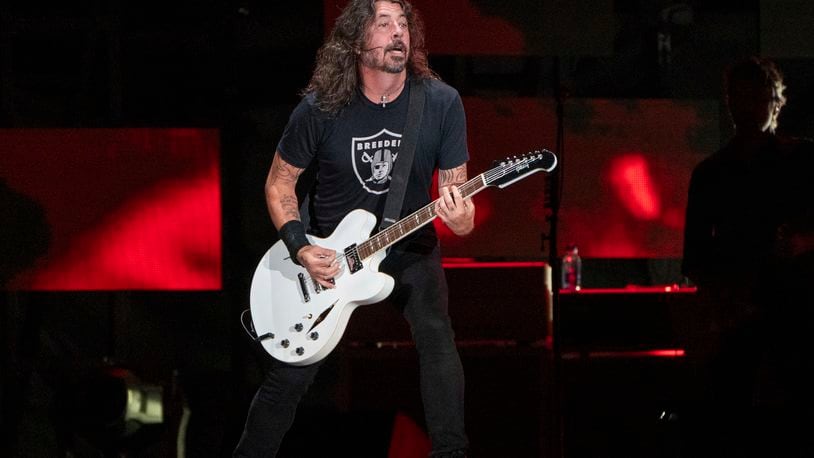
[280,339,290,348]
[309,332,319,340]
[294,323,303,332]
[295,347,305,356]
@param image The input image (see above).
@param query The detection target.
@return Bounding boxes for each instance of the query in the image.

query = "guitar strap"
[242,79,426,344]
[378,77,425,232]
[296,79,424,235]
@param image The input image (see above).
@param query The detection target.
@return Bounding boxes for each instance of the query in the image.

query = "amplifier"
[343,261,552,346]
[557,286,696,352]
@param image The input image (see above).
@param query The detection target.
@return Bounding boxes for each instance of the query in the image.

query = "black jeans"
[234,245,468,457]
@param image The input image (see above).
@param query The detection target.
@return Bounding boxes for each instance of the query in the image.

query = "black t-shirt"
[277,78,469,248]
[682,135,814,287]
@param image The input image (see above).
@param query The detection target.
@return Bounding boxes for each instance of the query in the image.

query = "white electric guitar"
[248,149,558,365]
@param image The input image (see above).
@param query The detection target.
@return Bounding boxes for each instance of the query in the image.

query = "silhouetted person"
[682,57,814,457]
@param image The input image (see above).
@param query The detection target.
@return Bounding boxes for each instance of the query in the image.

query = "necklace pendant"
[380,95,387,108]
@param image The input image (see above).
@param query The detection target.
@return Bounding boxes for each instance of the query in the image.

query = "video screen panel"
[324,0,614,56]
[433,97,718,260]
[0,128,221,291]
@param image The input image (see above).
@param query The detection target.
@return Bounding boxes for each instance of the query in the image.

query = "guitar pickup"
[344,244,363,274]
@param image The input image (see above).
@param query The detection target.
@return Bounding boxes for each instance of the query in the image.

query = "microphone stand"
[543,56,567,458]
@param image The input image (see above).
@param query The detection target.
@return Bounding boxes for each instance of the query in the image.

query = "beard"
[360,47,408,74]
[382,56,406,74]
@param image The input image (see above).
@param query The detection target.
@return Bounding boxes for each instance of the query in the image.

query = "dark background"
[2,1,814,457]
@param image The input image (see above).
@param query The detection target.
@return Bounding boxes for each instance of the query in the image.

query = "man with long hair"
[234,1,473,456]
[681,56,814,457]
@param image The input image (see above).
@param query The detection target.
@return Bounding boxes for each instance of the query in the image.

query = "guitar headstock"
[487,149,558,189]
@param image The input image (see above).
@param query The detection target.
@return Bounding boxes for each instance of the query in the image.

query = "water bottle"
[561,244,582,291]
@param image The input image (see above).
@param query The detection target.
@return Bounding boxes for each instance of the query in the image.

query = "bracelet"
[279,220,310,266]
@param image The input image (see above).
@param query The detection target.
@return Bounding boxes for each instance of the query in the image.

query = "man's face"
[359,1,410,74]
[728,79,779,133]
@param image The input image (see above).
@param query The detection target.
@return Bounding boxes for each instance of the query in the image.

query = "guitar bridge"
[345,244,363,274]
[297,273,311,302]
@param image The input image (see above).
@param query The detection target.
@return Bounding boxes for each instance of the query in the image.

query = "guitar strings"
[311,157,533,284]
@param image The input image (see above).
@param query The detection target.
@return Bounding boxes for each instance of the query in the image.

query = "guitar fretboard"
[355,152,552,261]
[356,175,486,260]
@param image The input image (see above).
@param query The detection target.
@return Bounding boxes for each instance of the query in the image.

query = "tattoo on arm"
[439,164,468,188]
[280,194,300,220]
[266,152,306,226]
[269,153,304,187]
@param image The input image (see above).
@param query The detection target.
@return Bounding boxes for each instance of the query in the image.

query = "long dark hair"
[303,0,438,114]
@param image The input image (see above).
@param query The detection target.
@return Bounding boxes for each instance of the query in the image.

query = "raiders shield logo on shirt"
[351,128,401,195]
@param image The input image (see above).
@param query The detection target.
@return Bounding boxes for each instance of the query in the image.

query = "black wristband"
[279,220,310,266]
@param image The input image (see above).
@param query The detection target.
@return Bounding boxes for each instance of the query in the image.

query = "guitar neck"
[354,150,557,260]
[356,174,487,260]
